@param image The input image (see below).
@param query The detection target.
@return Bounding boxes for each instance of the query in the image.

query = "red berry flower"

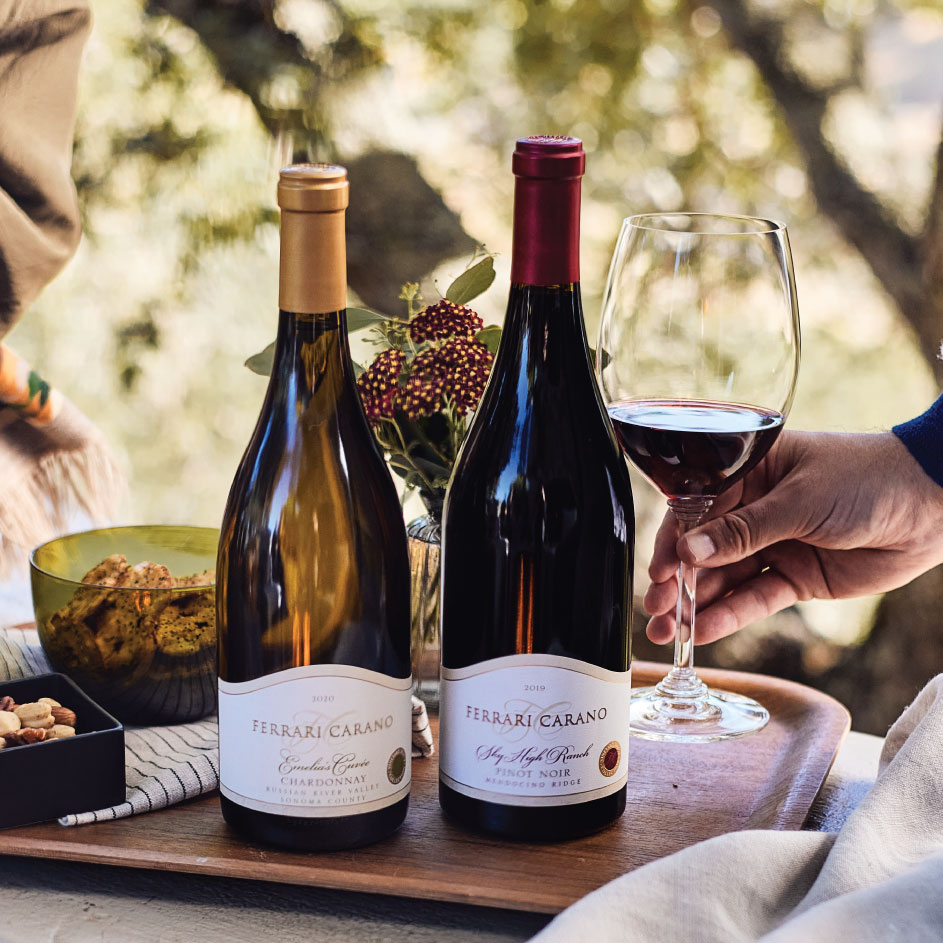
[358,298,494,424]
[401,349,448,419]
[409,300,483,343]
[436,337,493,412]
[397,338,494,419]
[357,348,405,422]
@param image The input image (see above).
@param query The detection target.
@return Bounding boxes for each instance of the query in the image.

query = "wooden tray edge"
[632,661,852,830]
[0,815,570,914]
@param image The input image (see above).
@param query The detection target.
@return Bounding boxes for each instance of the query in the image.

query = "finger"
[677,488,806,570]
[707,481,748,517]
[690,557,765,608]
[690,569,802,644]
[642,572,678,616]
[648,512,680,583]
[644,554,763,617]
[645,612,676,645]
[648,485,747,583]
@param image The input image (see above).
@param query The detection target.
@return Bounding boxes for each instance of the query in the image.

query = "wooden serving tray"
[0,662,848,914]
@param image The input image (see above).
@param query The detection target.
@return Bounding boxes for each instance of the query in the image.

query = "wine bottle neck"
[495,138,590,378]
[271,309,354,407]
[278,208,346,315]
[510,176,582,285]
[273,165,352,410]
[497,283,591,372]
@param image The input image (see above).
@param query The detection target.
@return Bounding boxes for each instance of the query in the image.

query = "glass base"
[630,685,770,742]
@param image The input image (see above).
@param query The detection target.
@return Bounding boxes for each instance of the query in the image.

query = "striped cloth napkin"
[0,626,434,826]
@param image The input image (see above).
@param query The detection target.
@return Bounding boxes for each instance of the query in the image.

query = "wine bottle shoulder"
[223,406,404,551]
[217,380,410,684]
[454,382,629,493]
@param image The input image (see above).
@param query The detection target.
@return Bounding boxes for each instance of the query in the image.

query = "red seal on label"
[599,741,621,777]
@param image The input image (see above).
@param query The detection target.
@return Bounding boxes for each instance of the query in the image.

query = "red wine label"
[439,654,630,806]
[218,665,411,817]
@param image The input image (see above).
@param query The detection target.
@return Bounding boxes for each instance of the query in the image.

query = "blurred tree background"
[7,0,942,732]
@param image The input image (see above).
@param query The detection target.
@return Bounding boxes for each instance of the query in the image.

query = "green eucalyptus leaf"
[353,360,365,378]
[346,307,388,331]
[245,341,276,376]
[476,325,502,354]
[446,256,495,305]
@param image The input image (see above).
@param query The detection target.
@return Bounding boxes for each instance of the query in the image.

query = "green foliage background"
[7,0,942,688]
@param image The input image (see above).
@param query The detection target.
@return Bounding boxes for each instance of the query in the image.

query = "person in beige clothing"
[0,0,121,573]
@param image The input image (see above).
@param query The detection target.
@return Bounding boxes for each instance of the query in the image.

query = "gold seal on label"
[599,741,621,777]
[387,747,407,785]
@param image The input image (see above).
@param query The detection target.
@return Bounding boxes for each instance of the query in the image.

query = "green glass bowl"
[30,525,218,725]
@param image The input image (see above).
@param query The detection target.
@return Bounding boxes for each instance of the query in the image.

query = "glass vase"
[407,514,441,702]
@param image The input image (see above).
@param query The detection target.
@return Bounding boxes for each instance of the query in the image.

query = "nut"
[50,706,77,727]
[38,697,61,707]
[0,711,20,735]
[14,702,54,729]
[47,724,76,739]
[0,696,16,712]
[3,728,47,746]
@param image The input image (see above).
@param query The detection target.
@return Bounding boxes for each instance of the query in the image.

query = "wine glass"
[598,213,800,742]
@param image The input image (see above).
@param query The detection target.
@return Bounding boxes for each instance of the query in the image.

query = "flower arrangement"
[356,259,499,521]
[246,254,500,524]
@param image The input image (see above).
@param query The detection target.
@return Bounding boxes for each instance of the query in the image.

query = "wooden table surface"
[0,662,850,916]
[0,730,882,943]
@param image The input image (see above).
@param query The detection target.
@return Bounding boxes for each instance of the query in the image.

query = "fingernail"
[686,533,716,563]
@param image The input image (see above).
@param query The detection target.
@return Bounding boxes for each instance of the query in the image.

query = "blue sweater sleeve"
[892,395,943,488]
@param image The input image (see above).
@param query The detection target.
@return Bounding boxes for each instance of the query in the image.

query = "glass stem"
[656,500,712,701]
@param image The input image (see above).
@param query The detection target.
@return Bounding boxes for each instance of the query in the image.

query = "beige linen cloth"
[532,676,943,943]
[0,0,122,573]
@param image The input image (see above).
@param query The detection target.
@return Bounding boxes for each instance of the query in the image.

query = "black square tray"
[0,672,125,828]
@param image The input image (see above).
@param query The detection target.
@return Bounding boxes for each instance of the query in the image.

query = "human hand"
[643,430,943,644]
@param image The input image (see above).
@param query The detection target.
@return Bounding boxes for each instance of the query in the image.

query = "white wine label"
[219,665,412,818]
[439,654,630,807]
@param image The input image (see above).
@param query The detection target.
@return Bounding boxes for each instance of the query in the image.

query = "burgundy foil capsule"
[510,136,585,286]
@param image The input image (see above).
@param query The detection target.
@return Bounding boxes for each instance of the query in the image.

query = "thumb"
[678,493,802,567]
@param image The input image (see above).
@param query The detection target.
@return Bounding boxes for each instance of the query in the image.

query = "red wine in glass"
[608,398,785,499]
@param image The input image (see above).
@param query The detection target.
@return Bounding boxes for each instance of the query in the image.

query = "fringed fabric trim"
[0,437,125,576]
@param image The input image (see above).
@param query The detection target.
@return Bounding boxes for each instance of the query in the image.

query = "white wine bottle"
[438,137,635,840]
[216,165,412,851]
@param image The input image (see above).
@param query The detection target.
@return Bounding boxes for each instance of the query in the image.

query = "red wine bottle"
[216,165,411,851]
[609,398,785,499]
[438,137,635,840]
